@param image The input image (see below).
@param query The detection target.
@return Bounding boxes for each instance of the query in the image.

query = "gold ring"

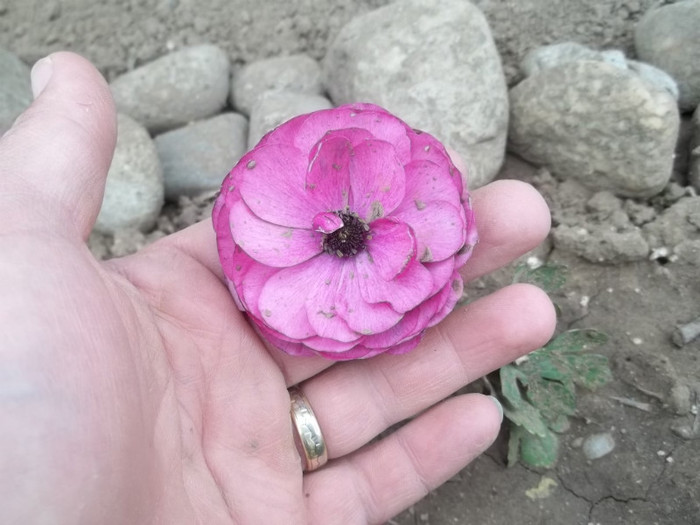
[289,386,328,472]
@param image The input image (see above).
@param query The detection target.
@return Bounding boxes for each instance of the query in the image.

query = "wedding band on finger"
[289,386,328,472]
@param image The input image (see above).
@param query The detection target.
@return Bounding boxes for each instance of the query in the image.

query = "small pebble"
[582,432,616,460]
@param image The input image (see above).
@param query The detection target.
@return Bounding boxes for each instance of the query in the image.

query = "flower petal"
[408,130,464,195]
[365,218,416,281]
[391,199,465,263]
[258,259,325,340]
[384,334,423,355]
[293,104,412,164]
[423,257,456,295]
[255,322,317,357]
[305,132,360,211]
[316,344,388,361]
[314,255,404,335]
[229,196,322,267]
[237,144,322,228]
[349,139,406,222]
[401,159,462,209]
[355,253,433,313]
[312,211,343,234]
[428,272,464,328]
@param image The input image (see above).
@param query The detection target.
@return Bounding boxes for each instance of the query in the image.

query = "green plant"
[495,263,612,468]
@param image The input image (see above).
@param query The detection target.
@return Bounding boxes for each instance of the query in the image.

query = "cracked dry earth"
[2,0,699,524]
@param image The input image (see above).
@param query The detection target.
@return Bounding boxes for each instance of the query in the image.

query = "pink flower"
[213,103,477,360]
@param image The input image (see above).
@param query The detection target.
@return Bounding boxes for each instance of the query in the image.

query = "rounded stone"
[509,60,679,197]
[0,48,32,135]
[110,45,230,133]
[247,90,332,148]
[322,0,508,189]
[635,0,700,112]
[582,432,616,460]
[95,113,164,233]
[231,54,323,116]
[689,106,700,192]
[155,113,248,200]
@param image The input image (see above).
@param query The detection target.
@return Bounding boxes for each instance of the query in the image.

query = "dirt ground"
[2,0,698,524]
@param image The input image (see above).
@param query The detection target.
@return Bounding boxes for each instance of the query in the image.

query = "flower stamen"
[322,211,369,258]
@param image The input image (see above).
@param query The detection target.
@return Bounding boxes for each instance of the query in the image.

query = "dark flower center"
[322,211,369,258]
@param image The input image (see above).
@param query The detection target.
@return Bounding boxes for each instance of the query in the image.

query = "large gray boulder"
[509,61,679,197]
[155,113,248,199]
[688,106,700,192]
[0,49,32,134]
[635,0,700,112]
[323,0,508,189]
[110,45,230,133]
[95,114,164,233]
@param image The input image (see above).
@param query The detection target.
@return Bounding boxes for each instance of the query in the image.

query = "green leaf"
[513,262,569,293]
[526,378,577,421]
[503,401,549,437]
[566,353,613,389]
[545,413,571,433]
[519,426,560,469]
[543,329,608,355]
[525,353,571,382]
[499,365,529,408]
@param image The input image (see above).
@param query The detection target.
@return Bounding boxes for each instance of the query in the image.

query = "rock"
[509,61,679,197]
[553,224,649,264]
[231,54,323,116]
[110,45,230,133]
[0,48,32,134]
[635,0,700,112]
[323,0,508,189]
[95,114,164,233]
[582,432,616,460]
[521,42,679,102]
[643,197,700,251]
[690,107,700,192]
[247,90,333,147]
[669,383,692,415]
[155,113,248,199]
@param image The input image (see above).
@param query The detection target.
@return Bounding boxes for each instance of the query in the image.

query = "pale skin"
[0,53,556,524]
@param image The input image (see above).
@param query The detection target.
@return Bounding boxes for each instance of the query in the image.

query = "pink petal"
[391,200,465,263]
[255,322,317,357]
[428,273,464,328]
[423,257,456,295]
[305,132,359,211]
[316,344,387,361]
[312,211,343,234]
[355,253,433,313]
[257,259,324,340]
[401,160,462,209]
[226,246,279,317]
[237,144,323,228]
[384,334,423,355]
[301,336,360,353]
[365,218,416,281]
[408,131,464,197]
[293,104,412,164]
[229,196,322,267]
[349,139,406,222]
[313,256,404,335]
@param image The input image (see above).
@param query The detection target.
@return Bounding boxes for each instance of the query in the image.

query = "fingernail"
[31,56,54,98]
[488,395,504,422]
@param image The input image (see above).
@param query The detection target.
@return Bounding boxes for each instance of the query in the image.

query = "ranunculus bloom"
[213,103,477,360]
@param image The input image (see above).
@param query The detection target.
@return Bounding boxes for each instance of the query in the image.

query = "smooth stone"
[231,54,323,116]
[509,61,679,197]
[0,48,32,134]
[323,0,508,189]
[689,106,700,192]
[635,0,700,112]
[95,113,164,233]
[155,113,248,200]
[582,432,616,460]
[247,91,333,148]
[110,45,230,133]
[521,42,678,101]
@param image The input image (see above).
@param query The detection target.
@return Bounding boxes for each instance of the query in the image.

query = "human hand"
[0,52,555,524]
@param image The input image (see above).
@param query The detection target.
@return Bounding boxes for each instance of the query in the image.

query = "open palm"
[0,53,555,524]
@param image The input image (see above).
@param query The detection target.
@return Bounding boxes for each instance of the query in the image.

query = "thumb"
[0,52,117,240]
